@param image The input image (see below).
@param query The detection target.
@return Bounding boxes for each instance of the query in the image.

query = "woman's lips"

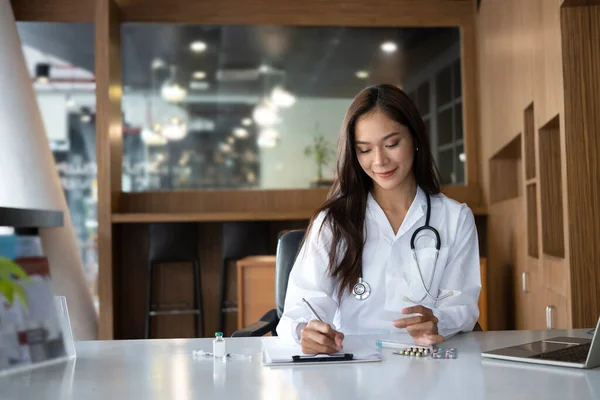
[375,168,397,179]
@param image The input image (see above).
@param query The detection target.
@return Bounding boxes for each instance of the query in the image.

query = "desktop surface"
[1,329,599,400]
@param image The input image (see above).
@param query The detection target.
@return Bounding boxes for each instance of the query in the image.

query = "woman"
[276,84,481,354]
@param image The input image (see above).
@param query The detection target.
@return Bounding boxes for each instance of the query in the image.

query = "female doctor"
[276,84,481,354]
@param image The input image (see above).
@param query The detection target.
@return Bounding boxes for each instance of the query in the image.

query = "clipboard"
[292,353,354,363]
[262,336,382,366]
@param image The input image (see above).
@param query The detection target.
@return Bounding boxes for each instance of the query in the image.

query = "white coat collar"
[367,186,427,239]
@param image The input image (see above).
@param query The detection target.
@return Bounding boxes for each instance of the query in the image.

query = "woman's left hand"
[392,305,445,346]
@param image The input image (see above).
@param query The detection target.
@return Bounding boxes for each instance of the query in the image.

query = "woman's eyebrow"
[355,131,401,145]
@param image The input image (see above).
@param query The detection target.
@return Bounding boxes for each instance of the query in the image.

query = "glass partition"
[120,25,464,191]
[17,22,98,307]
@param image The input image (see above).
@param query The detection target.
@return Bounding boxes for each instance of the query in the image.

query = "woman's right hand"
[300,320,345,354]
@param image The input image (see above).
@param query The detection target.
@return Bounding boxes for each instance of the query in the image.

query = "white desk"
[2,329,599,400]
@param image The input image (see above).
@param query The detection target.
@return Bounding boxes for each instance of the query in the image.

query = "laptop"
[481,317,600,369]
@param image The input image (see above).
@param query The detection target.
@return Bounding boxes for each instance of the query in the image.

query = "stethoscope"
[352,192,454,303]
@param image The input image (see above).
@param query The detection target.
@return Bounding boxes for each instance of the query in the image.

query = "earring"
[415,147,419,152]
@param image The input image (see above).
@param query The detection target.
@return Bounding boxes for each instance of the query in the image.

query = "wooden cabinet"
[236,256,276,330]
[478,258,488,330]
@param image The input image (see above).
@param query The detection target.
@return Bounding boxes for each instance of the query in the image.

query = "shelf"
[539,115,565,258]
[0,206,63,228]
[524,104,536,180]
[525,178,538,185]
[112,211,315,223]
[489,133,522,204]
[526,183,539,258]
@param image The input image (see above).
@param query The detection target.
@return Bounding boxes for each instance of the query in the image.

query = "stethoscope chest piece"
[353,277,371,300]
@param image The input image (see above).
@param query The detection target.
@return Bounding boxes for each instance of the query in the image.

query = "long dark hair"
[307,84,442,301]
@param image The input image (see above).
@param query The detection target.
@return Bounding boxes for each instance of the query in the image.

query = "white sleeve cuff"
[292,320,308,343]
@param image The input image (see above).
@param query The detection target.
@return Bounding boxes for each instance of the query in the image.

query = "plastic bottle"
[213,332,226,359]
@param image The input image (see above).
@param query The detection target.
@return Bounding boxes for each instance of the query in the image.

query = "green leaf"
[0,257,31,282]
[0,280,15,305]
[13,283,28,311]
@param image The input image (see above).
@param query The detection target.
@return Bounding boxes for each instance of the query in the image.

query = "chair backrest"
[222,221,270,260]
[148,223,199,262]
[275,229,306,317]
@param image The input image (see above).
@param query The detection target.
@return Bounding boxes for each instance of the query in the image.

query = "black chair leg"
[145,261,154,339]
[193,259,205,337]
[217,258,228,333]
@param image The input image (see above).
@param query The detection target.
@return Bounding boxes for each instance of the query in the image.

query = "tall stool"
[218,222,270,334]
[145,223,204,338]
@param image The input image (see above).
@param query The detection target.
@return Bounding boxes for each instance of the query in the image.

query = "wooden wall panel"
[476,0,569,329]
[11,0,93,21]
[485,198,524,330]
[526,184,538,258]
[12,0,475,24]
[561,1,600,328]
[96,0,123,340]
[118,189,330,215]
[31,0,472,25]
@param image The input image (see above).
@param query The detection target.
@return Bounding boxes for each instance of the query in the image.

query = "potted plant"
[304,127,336,188]
[0,257,30,314]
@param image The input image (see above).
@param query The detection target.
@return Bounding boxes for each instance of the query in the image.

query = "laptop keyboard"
[530,343,591,363]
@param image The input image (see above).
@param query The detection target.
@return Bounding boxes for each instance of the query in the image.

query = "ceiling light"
[151,58,166,70]
[192,71,207,80]
[381,41,398,53]
[258,64,271,74]
[271,86,296,108]
[355,70,369,79]
[162,117,187,141]
[219,142,233,153]
[233,127,249,139]
[257,128,280,149]
[241,118,253,126]
[141,127,167,146]
[190,41,207,53]
[161,83,187,103]
[253,102,278,126]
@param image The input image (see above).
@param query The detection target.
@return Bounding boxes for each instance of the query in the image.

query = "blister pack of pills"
[430,347,457,359]
[392,346,457,359]
[392,346,431,358]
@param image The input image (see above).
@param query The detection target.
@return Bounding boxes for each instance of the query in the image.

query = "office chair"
[232,229,305,337]
[231,228,483,336]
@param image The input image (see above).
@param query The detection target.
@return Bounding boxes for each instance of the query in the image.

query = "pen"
[376,340,432,351]
[302,298,323,322]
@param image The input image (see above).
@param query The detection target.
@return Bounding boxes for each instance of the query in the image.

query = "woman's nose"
[373,147,388,166]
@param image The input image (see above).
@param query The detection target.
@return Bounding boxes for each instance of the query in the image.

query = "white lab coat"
[276,186,481,341]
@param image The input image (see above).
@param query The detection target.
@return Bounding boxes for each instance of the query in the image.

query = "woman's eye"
[385,142,399,148]
[358,149,371,154]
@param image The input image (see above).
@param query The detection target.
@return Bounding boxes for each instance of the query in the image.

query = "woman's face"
[354,110,415,191]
